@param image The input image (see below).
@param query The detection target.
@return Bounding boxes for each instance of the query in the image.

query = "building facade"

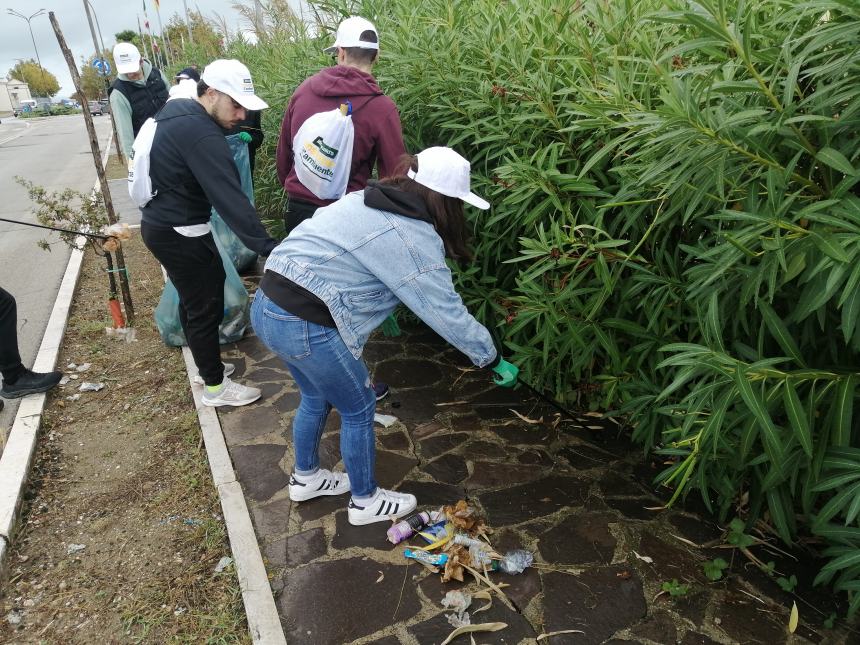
[0,77,33,114]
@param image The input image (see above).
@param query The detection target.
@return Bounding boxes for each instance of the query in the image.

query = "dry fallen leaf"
[440,622,508,645]
[510,409,543,424]
[789,601,799,634]
[537,629,586,640]
[633,551,654,564]
[616,570,631,579]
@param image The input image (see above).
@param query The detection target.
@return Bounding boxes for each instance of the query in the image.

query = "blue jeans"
[251,291,378,497]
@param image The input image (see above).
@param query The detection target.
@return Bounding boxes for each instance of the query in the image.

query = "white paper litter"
[214,556,233,573]
[79,382,104,392]
[66,543,86,555]
[373,413,398,427]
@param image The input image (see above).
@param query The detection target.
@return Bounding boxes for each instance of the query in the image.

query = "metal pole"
[7,9,47,93]
[82,0,123,164]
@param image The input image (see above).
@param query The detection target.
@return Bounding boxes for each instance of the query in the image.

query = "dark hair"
[176,66,201,82]
[342,30,378,65]
[379,155,473,263]
[196,80,209,97]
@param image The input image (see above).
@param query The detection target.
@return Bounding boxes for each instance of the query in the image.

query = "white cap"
[200,59,269,111]
[407,147,490,210]
[323,16,379,54]
[113,42,142,75]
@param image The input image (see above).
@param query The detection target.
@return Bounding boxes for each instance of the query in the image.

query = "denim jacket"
[263,191,498,366]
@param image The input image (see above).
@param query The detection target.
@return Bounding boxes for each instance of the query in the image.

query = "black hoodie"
[142,98,276,256]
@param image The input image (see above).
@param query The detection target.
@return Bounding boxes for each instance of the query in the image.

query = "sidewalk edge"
[179,346,287,644]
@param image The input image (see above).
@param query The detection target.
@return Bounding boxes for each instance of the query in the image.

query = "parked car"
[88,101,104,116]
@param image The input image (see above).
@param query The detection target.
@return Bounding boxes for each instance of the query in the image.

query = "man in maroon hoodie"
[275,16,407,235]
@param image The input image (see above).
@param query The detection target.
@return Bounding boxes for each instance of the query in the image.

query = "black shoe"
[0,370,63,399]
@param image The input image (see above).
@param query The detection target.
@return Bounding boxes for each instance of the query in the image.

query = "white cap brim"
[463,192,490,210]
[117,61,140,74]
[230,93,269,111]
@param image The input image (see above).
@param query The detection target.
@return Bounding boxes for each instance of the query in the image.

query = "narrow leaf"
[734,365,783,463]
[758,299,804,365]
[810,231,850,263]
[832,376,856,447]
[783,380,812,458]
[817,147,857,176]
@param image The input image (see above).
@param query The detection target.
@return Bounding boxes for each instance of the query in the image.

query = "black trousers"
[141,223,226,386]
[284,197,321,236]
[0,287,25,382]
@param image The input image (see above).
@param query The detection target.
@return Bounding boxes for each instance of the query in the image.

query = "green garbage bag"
[209,133,259,273]
[153,233,250,347]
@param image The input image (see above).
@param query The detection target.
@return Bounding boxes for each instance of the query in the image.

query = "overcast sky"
[2,0,305,97]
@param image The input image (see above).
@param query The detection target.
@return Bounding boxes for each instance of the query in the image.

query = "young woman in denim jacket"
[251,147,519,526]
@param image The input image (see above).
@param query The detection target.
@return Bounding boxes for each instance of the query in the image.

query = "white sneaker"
[289,468,350,502]
[348,488,417,526]
[193,362,235,385]
[201,377,261,407]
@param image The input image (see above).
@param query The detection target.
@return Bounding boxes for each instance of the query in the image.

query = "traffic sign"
[92,58,112,76]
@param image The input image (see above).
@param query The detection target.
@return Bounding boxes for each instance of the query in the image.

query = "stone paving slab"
[217,305,846,644]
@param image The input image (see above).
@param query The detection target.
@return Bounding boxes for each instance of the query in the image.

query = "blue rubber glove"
[492,358,519,387]
[381,314,401,337]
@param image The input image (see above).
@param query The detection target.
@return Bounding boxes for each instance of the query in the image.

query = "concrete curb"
[0,129,112,577]
[179,347,285,644]
[164,284,285,639]
[0,217,86,569]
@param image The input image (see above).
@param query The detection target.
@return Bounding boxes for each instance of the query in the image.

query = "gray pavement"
[214,312,848,644]
[0,114,112,437]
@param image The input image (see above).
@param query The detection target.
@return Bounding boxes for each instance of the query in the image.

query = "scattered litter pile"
[388,500,535,643]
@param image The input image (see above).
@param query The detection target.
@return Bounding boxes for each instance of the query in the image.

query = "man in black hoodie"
[140,59,277,408]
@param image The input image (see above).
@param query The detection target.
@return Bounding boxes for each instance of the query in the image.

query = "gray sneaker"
[193,362,235,385]
[201,377,261,407]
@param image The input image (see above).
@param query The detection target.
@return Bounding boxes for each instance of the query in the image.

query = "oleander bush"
[198,0,860,615]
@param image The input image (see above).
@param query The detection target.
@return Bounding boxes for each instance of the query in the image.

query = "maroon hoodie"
[276,65,407,207]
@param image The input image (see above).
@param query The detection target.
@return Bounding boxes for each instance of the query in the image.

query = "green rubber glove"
[381,314,401,337]
[492,358,519,387]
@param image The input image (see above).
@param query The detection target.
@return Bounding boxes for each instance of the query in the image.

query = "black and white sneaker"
[288,468,350,502]
[347,488,417,526]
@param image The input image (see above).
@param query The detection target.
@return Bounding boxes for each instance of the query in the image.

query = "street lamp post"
[7,9,46,86]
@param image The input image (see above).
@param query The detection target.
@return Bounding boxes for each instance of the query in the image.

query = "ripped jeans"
[251,290,378,497]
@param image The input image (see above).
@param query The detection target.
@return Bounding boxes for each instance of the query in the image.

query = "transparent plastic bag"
[209,134,258,273]
[154,234,250,347]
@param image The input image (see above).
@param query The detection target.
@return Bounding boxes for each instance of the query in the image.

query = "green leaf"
[783,380,812,458]
[758,299,804,365]
[734,365,783,463]
[810,231,850,263]
[816,147,857,176]
[819,549,860,575]
[832,376,856,447]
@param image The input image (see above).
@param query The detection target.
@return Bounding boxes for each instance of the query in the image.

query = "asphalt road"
[0,114,113,434]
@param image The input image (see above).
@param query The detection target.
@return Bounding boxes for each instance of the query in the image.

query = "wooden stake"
[49,11,135,324]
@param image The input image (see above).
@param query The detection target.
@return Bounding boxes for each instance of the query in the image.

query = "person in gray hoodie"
[109,42,169,160]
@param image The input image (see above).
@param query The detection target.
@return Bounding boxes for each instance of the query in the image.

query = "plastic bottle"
[497,549,534,574]
[387,511,432,544]
[404,549,449,566]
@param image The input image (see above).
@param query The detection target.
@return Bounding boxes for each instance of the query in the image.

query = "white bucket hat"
[407,147,490,210]
[201,59,269,111]
[323,16,379,54]
[113,42,142,75]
